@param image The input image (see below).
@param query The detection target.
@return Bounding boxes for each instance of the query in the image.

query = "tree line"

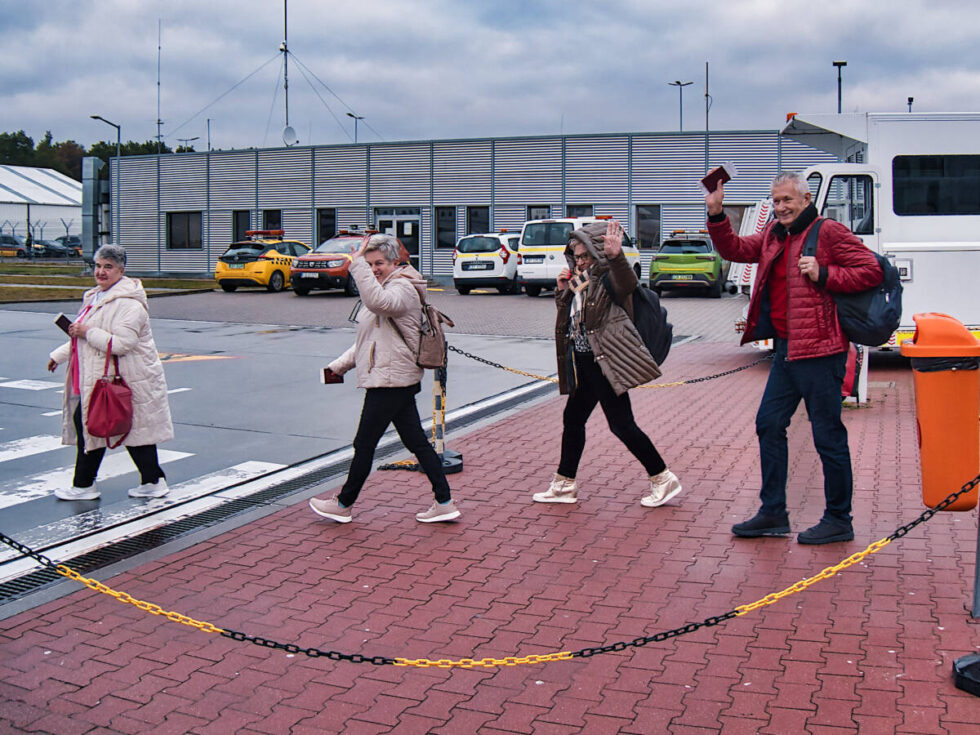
[0,130,181,181]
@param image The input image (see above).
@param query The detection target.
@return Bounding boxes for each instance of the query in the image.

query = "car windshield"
[660,241,711,254]
[457,237,500,253]
[521,222,574,248]
[224,243,272,257]
[315,237,357,254]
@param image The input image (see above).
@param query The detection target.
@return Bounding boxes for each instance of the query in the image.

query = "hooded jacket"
[50,276,174,451]
[707,204,883,361]
[555,222,662,396]
[328,256,427,388]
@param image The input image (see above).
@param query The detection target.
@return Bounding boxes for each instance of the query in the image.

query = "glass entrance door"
[376,210,421,270]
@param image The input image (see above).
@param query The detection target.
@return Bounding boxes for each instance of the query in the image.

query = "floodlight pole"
[668,80,693,132]
[347,112,365,144]
[833,60,847,113]
[90,115,121,243]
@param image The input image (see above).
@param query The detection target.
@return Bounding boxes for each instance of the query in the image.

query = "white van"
[452,231,521,294]
[517,216,641,297]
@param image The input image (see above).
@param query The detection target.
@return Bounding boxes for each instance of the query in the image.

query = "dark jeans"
[338,383,452,506]
[558,351,666,479]
[72,403,165,489]
[756,338,852,523]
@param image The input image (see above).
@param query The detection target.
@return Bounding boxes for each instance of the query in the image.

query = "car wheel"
[457,286,471,295]
[709,279,723,298]
[16,249,26,258]
[267,271,285,292]
[293,287,310,296]
[634,265,641,280]
[653,285,663,296]
[344,275,359,297]
[525,285,541,297]
[220,283,238,292]
[509,278,522,295]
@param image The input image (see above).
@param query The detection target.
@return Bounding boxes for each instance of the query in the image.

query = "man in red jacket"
[705,171,882,544]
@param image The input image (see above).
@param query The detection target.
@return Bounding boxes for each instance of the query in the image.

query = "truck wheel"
[267,271,285,292]
[220,283,238,292]
[525,285,541,298]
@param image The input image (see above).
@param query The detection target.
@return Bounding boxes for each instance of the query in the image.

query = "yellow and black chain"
[2,471,977,668]
[446,344,772,388]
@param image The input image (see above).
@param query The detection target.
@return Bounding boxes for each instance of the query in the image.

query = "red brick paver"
[2,342,979,734]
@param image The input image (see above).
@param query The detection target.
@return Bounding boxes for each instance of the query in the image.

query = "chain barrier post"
[434,346,462,474]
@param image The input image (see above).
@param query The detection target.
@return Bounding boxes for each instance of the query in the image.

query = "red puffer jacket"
[707,206,882,361]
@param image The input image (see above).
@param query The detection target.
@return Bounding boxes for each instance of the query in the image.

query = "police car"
[517,216,641,297]
[214,230,311,292]
[452,230,521,294]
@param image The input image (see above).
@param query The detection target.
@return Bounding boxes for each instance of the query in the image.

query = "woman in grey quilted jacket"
[308,234,460,525]
[533,220,682,508]
[47,244,174,501]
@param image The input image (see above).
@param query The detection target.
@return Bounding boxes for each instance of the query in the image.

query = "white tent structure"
[0,165,82,241]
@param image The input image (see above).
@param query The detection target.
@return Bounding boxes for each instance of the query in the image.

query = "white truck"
[782,111,980,342]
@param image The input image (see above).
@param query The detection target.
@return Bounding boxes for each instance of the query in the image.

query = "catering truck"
[781,111,980,342]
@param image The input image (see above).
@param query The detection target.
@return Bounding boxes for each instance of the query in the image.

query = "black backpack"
[602,275,673,365]
[803,220,902,346]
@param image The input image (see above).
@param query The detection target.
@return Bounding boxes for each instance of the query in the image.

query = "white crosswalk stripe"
[0,379,61,391]
[0,435,67,463]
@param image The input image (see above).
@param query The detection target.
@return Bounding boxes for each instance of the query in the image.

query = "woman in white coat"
[47,244,174,500]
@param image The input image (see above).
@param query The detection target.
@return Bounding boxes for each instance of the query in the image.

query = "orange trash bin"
[901,313,980,511]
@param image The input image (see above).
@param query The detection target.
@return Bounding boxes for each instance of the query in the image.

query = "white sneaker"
[309,496,353,523]
[129,479,169,498]
[55,484,100,501]
[415,499,461,523]
[532,473,578,504]
[641,469,682,507]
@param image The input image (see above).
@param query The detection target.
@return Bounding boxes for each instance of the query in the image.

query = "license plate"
[523,256,544,264]
[229,264,245,269]
[464,262,492,271]
[300,272,318,278]
[672,274,693,280]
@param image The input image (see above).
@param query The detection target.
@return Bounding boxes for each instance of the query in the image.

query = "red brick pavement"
[2,341,980,734]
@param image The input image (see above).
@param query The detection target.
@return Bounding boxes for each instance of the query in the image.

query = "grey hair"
[771,171,810,197]
[94,244,127,267]
[364,233,401,263]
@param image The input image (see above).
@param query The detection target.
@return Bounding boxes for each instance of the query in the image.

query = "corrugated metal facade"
[115,130,836,275]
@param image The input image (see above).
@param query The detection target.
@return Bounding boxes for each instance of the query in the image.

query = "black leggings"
[557,352,666,479]
[338,384,451,506]
[72,403,165,488]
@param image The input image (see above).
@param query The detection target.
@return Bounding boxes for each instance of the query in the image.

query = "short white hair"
[94,244,127,267]
[364,234,401,263]
[771,171,810,197]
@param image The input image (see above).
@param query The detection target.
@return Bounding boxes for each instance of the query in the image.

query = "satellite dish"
[282,126,298,146]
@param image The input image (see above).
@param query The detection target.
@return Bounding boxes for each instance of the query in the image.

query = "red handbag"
[86,339,133,449]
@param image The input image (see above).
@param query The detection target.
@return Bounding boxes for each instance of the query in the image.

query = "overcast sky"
[2,0,977,151]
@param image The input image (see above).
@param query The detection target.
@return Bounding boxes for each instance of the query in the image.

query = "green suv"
[648,230,730,298]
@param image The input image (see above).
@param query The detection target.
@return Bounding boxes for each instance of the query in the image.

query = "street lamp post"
[346,112,365,144]
[667,81,693,132]
[907,97,914,113]
[177,136,200,151]
[833,60,847,114]
[90,115,121,245]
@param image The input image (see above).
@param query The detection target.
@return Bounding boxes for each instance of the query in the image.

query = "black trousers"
[557,351,666,479]
[72,402,165,489]
[338,383,452,506]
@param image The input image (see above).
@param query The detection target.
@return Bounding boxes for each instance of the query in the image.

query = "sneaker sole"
[797,531,854,545]
[640,485,682,508]
[531,495,577,504]
[416,510,461,523]
[128,489,169,498]
[732,526,791,538]
[54,491,100,501]
[308,499,352,523]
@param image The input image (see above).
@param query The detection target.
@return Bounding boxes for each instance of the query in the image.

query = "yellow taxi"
[214,230,311,292]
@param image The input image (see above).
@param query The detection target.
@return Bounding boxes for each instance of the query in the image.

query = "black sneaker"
[797,519,854,545]
[732,512,791,537]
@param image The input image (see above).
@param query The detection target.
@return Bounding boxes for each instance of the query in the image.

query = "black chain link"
[220,629,396,665]
[447,344,516,372]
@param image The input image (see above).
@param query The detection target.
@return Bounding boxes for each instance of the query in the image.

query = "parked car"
[290,229,409,296]
[39,239,74,257]
[0,234,28,257]
[452,230,521,294]
[648,230,731,298]
[214,230,311,292]
[55,235,83,256]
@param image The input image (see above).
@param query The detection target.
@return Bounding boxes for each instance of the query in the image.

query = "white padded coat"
[50,277,174,451]
[327,257,426,389]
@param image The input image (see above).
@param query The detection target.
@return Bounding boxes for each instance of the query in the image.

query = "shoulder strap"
[802,218,825,258]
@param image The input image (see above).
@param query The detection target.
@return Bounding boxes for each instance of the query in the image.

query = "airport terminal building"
[110,129,836,276]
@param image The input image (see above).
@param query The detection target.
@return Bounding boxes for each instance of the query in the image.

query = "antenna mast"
[156,19,163,152]
[282,0,289,128]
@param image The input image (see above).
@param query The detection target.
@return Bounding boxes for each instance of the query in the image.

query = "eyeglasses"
[573,252,592,262]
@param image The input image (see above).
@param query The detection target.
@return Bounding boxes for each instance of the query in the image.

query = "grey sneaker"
[532,473,578,503]
[55,484,100,501]
[641,469,682,507]
[309,496,352,523]
[416,499,461,523]
[129,479,169,498]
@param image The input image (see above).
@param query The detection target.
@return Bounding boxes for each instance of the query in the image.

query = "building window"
[634,205,661,250]
[466,206,489,234]
[232,210,250,242]
[317,208,336,245]
[435,207,456,248]
[893,154,980,215]
[527,205,550,221]
[566,204,593,218]
[262,210,282,230]
[167,211,202,250]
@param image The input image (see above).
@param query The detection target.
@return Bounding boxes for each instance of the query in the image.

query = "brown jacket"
[555,233,661,396]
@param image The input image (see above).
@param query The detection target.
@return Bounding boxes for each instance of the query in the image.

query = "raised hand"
[602,220,623,258]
